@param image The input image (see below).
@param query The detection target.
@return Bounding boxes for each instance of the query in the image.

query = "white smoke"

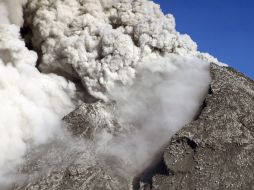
[0,0,27,26]
[0,0,76,186]
[95,54,210,176]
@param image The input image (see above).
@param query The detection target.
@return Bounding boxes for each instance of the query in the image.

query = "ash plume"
[0,0,222,189]
[24,0,224,100]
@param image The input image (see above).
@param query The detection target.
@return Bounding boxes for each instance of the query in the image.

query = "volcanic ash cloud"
[0,0,219,187]
[24,0,223,100]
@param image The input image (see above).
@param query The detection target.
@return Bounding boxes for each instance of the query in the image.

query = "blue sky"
[154,0,254,79]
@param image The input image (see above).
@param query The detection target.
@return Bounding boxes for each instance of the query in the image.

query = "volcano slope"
[10,64,254,190]
[149,63,254,190]
[5,0,254,189]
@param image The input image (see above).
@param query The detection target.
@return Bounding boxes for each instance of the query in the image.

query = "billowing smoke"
[0,0,221,188]
[0,0,76,185]
[23,0,224,100]
[96,55,210,176]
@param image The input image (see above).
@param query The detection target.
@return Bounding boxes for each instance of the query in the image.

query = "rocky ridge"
[150,63,254,190]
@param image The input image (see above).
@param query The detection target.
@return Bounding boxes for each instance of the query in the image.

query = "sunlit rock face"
[150,64,254,190]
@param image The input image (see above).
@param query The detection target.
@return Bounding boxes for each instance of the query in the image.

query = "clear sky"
[154,0,254,79]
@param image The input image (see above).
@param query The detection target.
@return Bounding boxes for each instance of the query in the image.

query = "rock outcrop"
[150,63,254,190]
[62,101,121,139]
[10,102,132,190]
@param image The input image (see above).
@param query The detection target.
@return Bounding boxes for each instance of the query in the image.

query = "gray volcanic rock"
[12,158,130,190]
[62,101,121,139]
[9,102,132,190]
[150,63,254,190]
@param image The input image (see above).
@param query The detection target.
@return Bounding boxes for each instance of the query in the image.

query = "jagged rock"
[9,102,132,190]
[62,101,121,139]
[12,160,130,190]
[150,64,254,190]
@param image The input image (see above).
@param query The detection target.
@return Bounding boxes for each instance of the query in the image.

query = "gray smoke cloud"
[24,0,225,100]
